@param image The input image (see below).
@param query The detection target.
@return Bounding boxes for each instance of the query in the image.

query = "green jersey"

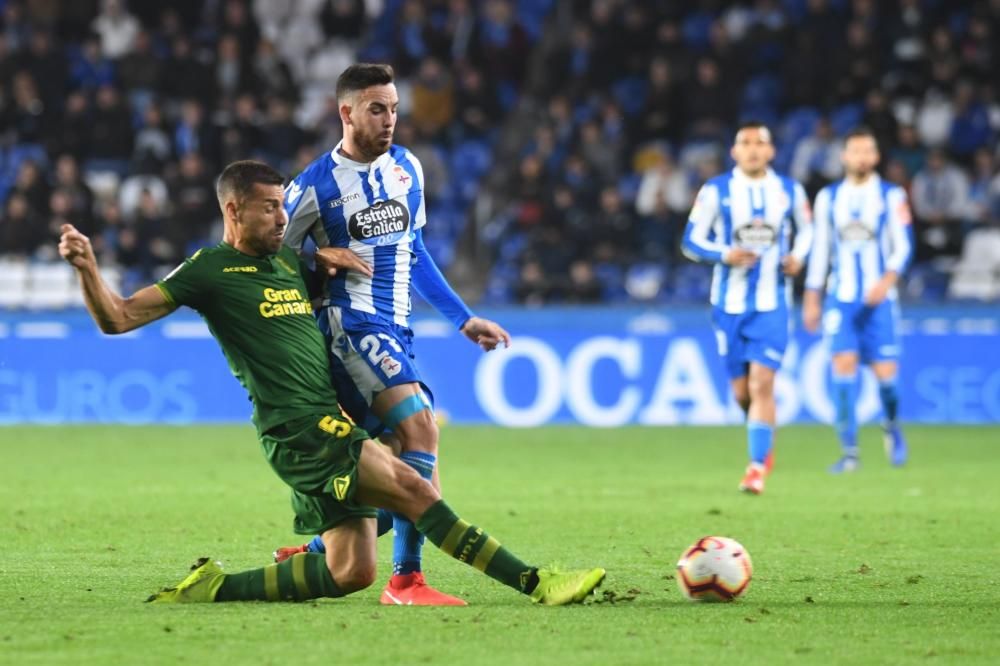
[156,242,338,433]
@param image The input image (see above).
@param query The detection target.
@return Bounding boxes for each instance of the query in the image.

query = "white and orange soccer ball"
[675,536,753,602]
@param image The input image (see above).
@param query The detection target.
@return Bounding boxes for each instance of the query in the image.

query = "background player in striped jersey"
[280,64,510,606]
[803,127,913,473]
[682,122,813,495]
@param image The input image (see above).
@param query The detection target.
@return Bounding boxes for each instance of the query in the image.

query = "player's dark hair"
[736,120,771,134]
[733,120,773,143]
[844,126,878,144]
[216,160,285,203]
[336,63,395,100]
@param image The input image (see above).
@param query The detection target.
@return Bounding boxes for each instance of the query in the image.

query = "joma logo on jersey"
[258,287,311,318]
[348,200,410,246]
[223,266,258,273]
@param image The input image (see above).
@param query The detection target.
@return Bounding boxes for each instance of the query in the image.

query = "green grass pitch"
[2,424,999,665]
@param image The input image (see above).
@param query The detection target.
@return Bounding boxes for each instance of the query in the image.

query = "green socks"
[416,500,538,594]
[215,552,343,602]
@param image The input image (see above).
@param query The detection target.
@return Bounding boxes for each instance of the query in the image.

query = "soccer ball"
[675,536,753,602]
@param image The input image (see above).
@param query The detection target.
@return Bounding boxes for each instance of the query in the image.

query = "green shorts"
[260,413,376,535]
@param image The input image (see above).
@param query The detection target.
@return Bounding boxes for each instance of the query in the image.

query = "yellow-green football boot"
[146,557,225,603]
[529,567,606,606]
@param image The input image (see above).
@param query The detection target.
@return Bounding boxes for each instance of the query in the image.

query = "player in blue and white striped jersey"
[281,63,510,606]
[682,122,813,495]
[803,127,913,473]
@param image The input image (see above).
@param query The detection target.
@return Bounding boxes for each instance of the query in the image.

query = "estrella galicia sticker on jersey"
[348,199,410,246]
[734,217,777,249]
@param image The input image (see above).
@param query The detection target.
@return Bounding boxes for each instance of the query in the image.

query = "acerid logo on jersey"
[348,200,410,246]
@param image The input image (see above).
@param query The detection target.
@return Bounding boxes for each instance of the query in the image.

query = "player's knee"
[333,561,377,593]
[748,374,774,398]
[733,385,750,409]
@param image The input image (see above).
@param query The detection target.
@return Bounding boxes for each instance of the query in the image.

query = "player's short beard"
[355,127,392,161]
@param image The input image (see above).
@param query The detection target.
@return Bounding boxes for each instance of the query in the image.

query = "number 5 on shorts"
[318,415,351,437]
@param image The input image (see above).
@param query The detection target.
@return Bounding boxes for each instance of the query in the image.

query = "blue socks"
[747,420,773,465]
[832,372,858,456]
[879,377,899,429]
[304,509,394,553]
[392,451,436,575]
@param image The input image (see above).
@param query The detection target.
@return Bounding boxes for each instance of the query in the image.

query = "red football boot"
[763,449,775,475]
[379,572,468,606]
[273,544,308,563]
[738,463,766,495]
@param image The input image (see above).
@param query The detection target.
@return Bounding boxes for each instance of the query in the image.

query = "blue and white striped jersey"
[283,142,426,327]
[682,168,813,314]
[805,175,912,303]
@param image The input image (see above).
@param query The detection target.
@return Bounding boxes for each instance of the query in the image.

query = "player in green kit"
[59,160,605,606]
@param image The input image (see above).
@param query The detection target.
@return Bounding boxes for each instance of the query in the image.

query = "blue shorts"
[317,306,433,437]
[711,307,789,379]
[823,298,900,363]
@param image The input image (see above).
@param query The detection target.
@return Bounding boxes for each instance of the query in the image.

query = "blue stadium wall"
[1,306,998,426]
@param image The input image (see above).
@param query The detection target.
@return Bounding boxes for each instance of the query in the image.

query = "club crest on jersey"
[734,217,776,248]
[839,220,875,243]
[393,165,411,185]
[348,199,410,246]
[379,355,402,378]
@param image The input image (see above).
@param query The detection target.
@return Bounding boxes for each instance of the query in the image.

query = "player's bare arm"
[802,289,823,333]
[460,316,511,352]
[781,255,803,276]
[865,270,898,306]
[59,223,176,334]
[723,248,759,267]
[314,246,374,277]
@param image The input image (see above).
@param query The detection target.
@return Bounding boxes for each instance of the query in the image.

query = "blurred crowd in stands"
[2,0,1000,308]
[482,0,1000,305]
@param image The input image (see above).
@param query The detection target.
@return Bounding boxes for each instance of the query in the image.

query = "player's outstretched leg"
[829,370,860,473]
[415,500,606,605]
[147,552,345,603]
[878,376,907,466]
[358,440,605,606]
[151,516,379,603]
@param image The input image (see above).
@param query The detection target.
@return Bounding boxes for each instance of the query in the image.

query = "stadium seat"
[422,236,455,271]
[450,139,493,179]
[778,107,821,145]
[0,257,30,308]
[26,262,76,310]
[742,75,782,113]
[594,262,628,302]
[624,263,667,302]
[612,76,648,116]
[7,143,49,171]
[947,228,1000,301]
[672,263,714,303]
[830,103,864,135]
